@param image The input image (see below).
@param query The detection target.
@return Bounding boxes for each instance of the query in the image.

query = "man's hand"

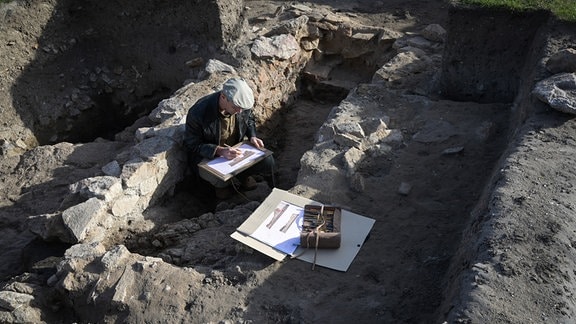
[218,146,242,160]
[250,136,264,149]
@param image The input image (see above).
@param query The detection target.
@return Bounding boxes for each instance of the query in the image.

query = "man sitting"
[183,78,275,199]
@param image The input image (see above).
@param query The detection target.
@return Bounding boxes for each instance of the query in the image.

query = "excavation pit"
[1,1,574,323]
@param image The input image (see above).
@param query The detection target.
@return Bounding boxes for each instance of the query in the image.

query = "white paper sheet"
[206,143,265,175]
[249,201,304,255]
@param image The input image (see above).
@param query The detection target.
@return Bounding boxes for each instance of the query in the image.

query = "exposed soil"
[1,0,576,323]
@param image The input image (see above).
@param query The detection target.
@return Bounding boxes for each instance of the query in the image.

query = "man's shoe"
[214,187,233,199]
[240,176,257,191]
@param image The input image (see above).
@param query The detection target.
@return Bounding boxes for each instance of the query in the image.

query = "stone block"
[0,291,34,311]
[62,198,107,242]
[112,195,140,217]
[121,159,157,189]
[69,176,122,202]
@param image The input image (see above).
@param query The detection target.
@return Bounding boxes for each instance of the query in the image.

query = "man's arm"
[183,109,218,159]
[240,109,265,149]
[245,109,258,139]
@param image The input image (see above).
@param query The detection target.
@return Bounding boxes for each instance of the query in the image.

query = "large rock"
[251,34,301,60]
[546,48,576,73]
[533,72,576,115]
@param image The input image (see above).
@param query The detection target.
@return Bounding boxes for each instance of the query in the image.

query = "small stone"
[185,57,204,68]
[398,182,412,195]
[442,146,464,155]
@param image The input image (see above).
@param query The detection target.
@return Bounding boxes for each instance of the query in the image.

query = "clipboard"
[197,141,273,182]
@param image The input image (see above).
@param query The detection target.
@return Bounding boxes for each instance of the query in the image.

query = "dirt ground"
[1,0,576,323]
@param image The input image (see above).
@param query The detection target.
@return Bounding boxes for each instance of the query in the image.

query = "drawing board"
[198,142,273,181]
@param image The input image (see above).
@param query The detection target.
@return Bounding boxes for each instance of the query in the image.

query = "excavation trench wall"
[439,7,548,104]
[7,0,244,147]
[436,7,576,323]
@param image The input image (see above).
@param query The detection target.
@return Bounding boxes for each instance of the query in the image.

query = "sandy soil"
[1,0,576,323]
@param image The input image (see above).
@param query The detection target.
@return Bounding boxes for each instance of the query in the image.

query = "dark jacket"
[183,91,257,168]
